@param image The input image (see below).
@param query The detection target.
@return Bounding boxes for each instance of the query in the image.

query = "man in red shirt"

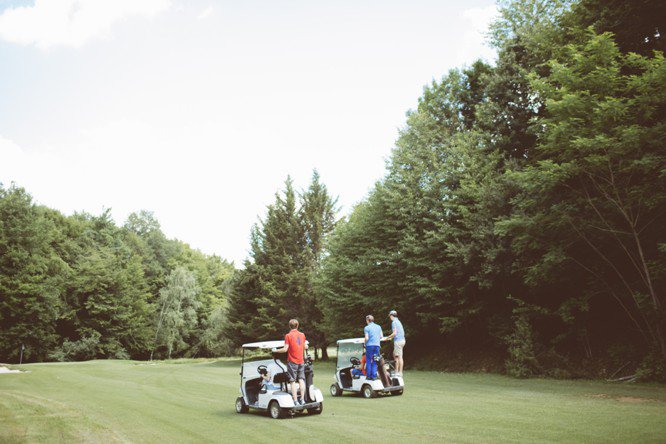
[274,319,308,405]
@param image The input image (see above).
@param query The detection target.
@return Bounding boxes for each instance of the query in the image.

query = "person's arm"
[386,324,397,340]
[273,342,289,354]
[364,330,369,344]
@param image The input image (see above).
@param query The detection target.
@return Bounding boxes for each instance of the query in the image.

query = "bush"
[49,331,101,362]
[505,315,538,378]
[635,352,666,383]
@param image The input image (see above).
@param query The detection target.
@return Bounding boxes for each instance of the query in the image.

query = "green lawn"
[1,359,665,443]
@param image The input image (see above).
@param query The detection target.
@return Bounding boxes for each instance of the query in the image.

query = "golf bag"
[377,355,392,387]
[304,356,314,402]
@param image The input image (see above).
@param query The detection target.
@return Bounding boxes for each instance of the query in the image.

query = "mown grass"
[1,359,665,443]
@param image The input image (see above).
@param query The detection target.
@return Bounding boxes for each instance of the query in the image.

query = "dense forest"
[0,187,235,362]
[2,0,665,380]
[226,0,666,380]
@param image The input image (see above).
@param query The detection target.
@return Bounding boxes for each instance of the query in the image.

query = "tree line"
[0,187,235,363]
[312,0,665,379]
[225,0,665,380]
[2,0,664,380]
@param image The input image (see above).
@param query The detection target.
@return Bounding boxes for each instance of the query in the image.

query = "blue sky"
[0,0,498,264]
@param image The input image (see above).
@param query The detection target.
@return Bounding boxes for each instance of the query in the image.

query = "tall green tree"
[152,267,201,359]
[226,175,337,353]
[499,31,666,359]
[301,170,339,358]
[0,185,65,362]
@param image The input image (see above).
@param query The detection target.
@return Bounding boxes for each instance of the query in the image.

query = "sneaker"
[297,398,304,406]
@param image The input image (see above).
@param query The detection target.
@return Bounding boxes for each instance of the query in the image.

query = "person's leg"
[367,346,378,379]
[394,341,404,375]
[287,362,298,402]
[299,378,306,402]
[297,365,306,404]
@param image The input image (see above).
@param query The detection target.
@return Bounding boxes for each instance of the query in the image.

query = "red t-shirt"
[284,329,306,364]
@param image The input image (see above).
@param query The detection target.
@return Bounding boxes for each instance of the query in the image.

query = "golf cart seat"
[273,371,289,384]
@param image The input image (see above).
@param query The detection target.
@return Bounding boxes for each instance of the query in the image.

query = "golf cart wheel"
[235,397,248,413]
[392,389,403,396]
[269,401,285,419]
[308,403,323,415]
[361,384,376,399]
[330,383,342,397]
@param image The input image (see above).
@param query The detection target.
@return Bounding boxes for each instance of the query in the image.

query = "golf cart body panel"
[236,339,323,418]
[332,337,404,397]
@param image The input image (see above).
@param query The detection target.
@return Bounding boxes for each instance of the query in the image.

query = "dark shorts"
[287,361,305,382]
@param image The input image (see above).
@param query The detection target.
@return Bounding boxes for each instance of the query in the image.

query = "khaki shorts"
[393,340,406,357]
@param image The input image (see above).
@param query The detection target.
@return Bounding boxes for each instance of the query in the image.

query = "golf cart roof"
[336,338,365,345]
[242,340,284,349]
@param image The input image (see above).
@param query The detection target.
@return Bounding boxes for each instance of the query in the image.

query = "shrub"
[49,331,101,362]
[505,315,538,378]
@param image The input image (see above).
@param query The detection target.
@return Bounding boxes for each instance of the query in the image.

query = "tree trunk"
[657,324,666,360]
[321,345,329,361]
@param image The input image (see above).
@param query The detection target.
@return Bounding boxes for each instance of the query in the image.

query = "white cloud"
[0,0,170,49]
[197,5,213,20]
[459,4,498,63]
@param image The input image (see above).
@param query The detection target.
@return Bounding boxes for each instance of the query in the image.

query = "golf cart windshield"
[336,338,364,370]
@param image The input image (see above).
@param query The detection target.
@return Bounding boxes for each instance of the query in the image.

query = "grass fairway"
[1,360,665,443]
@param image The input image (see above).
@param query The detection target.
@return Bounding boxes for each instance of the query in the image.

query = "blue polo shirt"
[392,318,405,342]
[364,322,383,347]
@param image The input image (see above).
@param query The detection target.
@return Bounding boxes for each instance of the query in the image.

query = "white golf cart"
[235,340,324,419]
[329,338,404,398]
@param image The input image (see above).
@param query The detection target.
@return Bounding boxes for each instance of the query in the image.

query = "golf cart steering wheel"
[257,365,268,376]
[350,357,361,366]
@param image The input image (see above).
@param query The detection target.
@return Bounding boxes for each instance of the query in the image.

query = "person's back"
[285,329,306,364]
[364,322,382,347]
[363,315,383,380]
[392,317,405,342]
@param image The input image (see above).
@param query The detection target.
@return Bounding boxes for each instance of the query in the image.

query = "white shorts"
[393,340,406,357]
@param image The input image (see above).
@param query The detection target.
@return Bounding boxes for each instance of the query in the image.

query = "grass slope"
[1,359,665,443]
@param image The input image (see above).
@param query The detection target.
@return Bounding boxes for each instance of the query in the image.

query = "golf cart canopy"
[241,340,285,349]
[336,338,365,345]
[241,340,310,349]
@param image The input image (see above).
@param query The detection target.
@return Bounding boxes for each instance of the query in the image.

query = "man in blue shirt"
[386,310,406,376]
[363,315,384,380]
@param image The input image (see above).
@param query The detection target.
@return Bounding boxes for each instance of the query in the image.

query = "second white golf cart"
[329,338,404,398]
[235,340,324,419]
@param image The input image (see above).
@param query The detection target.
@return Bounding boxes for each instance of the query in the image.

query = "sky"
[0,0,498,265]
